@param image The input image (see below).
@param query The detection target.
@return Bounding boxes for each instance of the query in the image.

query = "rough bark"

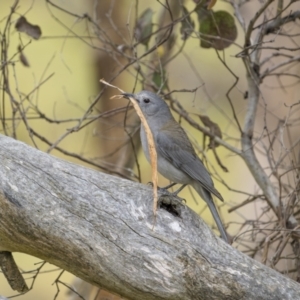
[0,134,299,300]
[0,251,28,292]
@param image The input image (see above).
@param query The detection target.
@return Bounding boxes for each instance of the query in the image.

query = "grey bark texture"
[0,251,28,292]
[0,134,299,300]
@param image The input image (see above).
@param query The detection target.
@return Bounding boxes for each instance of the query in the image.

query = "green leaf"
[198,10,237,50]
[134,8,153,47]
[152,70,167,90]
[180,6,195,40]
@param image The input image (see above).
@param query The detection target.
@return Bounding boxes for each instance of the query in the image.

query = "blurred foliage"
[197,10,237,49]
[134,8,153,48]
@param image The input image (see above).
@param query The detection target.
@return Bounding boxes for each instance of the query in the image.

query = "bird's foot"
[147,182,186,199]
[157,187,186,204]
[146,182,186,217]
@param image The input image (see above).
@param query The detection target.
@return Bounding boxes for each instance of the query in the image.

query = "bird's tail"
[193,184,229,243]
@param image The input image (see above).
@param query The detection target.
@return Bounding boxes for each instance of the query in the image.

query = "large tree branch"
[0,134,299,300]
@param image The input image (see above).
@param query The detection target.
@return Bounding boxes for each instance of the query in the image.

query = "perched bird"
[122,91,229,243]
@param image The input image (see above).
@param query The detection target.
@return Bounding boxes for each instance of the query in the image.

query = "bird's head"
[122,90,170,118]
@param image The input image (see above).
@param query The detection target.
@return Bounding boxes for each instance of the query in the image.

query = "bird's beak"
[121,92,135,100]
[122,92,140,103]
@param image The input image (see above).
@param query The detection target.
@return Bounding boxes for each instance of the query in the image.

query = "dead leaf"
[199,114,228,172]
[15,16,42,40]
[18,45,30,67]
[199,114,222,148]
[207,0,217,9]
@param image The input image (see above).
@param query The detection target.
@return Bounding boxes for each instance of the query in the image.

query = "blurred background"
[1,0,300,299]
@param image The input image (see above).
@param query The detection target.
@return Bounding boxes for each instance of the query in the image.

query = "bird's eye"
[143,98,150,103]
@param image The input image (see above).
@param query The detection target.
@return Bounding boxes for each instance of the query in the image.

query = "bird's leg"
[161,182,177,190]
[172,184,187,196]
[147,182,186,216]
[161,184,187,202]
[159,182,187,196]
[157,183,180,198]
[147,182,177,191]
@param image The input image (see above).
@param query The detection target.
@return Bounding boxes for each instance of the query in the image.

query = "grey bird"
[122,90,229,243]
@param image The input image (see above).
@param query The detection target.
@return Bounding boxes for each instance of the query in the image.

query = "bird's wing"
[156,125,223,201]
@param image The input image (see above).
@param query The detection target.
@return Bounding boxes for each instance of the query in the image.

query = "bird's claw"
[158,188,186,204]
